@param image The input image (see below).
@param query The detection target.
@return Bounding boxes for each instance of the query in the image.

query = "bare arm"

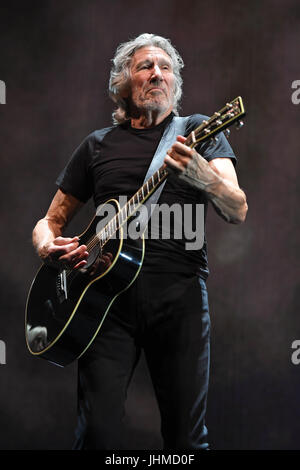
[164,136,248,224]
[33,189,89,268]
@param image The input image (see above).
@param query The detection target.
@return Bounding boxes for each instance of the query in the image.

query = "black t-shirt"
[56,113,236,279]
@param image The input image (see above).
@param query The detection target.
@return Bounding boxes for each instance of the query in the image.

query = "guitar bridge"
[56,269,68,303]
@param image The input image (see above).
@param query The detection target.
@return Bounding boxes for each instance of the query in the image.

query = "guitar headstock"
[186,96,246,149]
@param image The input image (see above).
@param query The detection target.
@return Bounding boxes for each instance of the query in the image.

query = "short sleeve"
[56,132,95,203]
[186,114,237,166]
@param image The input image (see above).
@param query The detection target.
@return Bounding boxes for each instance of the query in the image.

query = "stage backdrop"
[0,0,299,450]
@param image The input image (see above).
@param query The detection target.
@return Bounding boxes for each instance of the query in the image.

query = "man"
[32,33,247,450]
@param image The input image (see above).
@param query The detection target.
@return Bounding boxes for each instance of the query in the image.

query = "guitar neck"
[96,165,168,246]
[126,165,168,217]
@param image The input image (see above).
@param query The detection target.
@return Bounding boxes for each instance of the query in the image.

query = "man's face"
[127,46,175,116]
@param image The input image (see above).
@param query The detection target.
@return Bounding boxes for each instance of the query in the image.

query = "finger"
[176,135,187,143]
[54,236,79,246]
[48,241,79,259]
[58,245,88,262]
[165,149,190,167]
[70,250,89,269]
[102,254,112,263]
[171,141,192,156]
[164,155,185,172]
[73,259,88,270]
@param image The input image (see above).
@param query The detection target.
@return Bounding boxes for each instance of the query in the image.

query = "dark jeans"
[73,269,210,450]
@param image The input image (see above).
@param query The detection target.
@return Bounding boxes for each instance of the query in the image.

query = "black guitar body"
[25,199,144,367]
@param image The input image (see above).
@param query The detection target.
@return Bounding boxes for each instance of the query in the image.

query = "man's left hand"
[164,135,217,192]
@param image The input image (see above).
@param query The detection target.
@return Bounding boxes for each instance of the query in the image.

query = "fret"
[119,206,125,224]
[128,199,134,216]
[98,235,103,248]
[115,215,120,232]
[111,220,116,238]
[115,213,120,231]
[132,199,136,214]
[99,230,105,244]
[112,216,116,232]
[108,222,112,238]
[138,189,143,203]
[127,201,131,217]
[159,167,166,178]
[115,213,121,232]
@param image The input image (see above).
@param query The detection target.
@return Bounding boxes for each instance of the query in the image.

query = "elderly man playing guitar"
[30,33,247,450]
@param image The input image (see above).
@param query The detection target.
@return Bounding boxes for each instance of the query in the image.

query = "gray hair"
[109,33,184,124]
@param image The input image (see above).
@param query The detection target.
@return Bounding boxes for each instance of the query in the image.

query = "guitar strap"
[137,115,189,233]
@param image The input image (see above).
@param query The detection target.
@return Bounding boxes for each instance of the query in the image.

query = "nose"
[151,64,163,81]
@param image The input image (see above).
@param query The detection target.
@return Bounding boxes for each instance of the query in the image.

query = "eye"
[138,63,152,70]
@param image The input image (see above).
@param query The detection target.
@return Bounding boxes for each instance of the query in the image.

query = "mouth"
[147,87,165,93]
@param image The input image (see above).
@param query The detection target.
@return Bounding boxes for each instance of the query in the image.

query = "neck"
[130,107,173,129]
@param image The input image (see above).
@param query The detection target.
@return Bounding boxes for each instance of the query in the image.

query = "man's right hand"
[39,236,89,270]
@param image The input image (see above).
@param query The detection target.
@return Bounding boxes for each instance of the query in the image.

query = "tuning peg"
[236,120,244,130]
[224,129,231,138]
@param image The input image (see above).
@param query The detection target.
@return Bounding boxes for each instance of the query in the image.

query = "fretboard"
[97,165,168,246]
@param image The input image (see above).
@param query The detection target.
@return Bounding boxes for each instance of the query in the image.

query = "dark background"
[0,0,299,450]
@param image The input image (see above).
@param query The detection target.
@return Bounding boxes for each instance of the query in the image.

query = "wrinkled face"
[127,46,175,116]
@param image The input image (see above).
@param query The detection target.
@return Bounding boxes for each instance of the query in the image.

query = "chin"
[144,100,169,114]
